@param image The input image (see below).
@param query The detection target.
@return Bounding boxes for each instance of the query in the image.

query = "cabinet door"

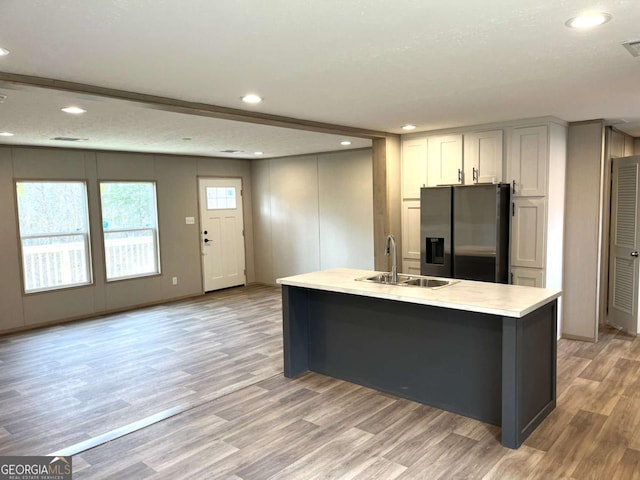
[427,134,463,186]
[402,138,427,198]
[401,200,421,274]
[511,197,545,268]
[403,260,421,276]
[511,267,544,287]
[463,130,503,184]
[509,125,548,196]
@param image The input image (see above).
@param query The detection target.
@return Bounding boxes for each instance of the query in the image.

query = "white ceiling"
[0,86,372,158]
[0,0,639,158]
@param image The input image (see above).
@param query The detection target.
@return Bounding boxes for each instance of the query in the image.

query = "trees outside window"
[100,182,160,281]
[16,181,92,293]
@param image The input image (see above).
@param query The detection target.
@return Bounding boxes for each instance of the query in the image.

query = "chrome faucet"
[385,234,398,284]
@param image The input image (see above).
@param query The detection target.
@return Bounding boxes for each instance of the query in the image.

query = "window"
[100,182,160,281]
[206,186,237,210]
[16,181,92,293]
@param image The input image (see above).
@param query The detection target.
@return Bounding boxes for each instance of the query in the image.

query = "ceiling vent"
[51,137,88,142]
[622,40,640,57]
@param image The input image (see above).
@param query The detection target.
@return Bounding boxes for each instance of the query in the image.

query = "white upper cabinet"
[401,138,427,199]
[509,125,548,196]
[463,130,503,184]
[400,118,565,296]
[427,134,463,186]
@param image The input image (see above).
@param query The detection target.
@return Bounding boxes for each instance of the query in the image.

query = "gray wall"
[0,146,254,333]
[562,121,604,340]
[252,149,374,283]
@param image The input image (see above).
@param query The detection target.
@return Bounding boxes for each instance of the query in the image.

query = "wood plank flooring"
[0,285,282,457]
[2,285,640,479]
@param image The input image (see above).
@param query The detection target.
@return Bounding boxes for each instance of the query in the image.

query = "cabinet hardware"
[457,168,462,183]
[472,167,478,183]
[632,251,639,258]
[512,180,516,193]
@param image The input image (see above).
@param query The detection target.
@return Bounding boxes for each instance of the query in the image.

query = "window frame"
[15,179,94,294]
[205,185,238,210]
[98,180,162,282]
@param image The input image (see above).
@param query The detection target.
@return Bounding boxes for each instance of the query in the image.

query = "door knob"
[631,251,639,257]
[204,238,210,243]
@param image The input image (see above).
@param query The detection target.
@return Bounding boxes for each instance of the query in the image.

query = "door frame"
[599,129,639,336]
[606,155,640,335]
[196,175,247,293]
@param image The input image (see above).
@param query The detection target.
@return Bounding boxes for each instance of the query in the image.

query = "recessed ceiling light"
[254,151,264,155]
[0,47,9,56]
[402,124,417,131]
[61,106,87,114]
[565,12,612,29]
[0,131,15,137]
[241,94,262,104]
[340,141,352,146]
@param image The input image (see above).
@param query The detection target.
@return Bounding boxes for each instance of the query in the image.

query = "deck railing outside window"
[100,181,160,281]
[103,228,158,280]
[21,233,90,292]
[16,180,93,293]
[22,230,157,290]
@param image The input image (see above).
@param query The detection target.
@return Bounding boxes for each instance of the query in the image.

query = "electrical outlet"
[172,277,178,285]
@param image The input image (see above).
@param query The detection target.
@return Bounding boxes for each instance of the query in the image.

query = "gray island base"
[278,269,561,449]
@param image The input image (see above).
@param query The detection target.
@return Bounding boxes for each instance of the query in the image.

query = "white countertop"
[277,268,561,318]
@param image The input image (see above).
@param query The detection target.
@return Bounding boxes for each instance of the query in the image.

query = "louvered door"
[608,156,640,335]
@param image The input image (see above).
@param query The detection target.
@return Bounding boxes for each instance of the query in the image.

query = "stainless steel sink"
[404,278,451,288]
[358,273,412,285]
[356,273,457,289]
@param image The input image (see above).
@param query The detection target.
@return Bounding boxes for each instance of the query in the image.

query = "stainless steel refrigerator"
[420,184,510,283]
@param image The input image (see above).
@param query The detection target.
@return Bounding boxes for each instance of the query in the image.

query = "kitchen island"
[277,268,561,449]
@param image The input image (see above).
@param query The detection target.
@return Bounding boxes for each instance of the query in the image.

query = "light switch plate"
[185,217,195,224]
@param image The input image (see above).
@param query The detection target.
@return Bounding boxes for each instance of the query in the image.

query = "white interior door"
[608,156,640,335]
[198,178,246,292]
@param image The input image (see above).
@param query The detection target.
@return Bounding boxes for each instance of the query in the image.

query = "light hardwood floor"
[0,285,282,457]
[2,285,640,479]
